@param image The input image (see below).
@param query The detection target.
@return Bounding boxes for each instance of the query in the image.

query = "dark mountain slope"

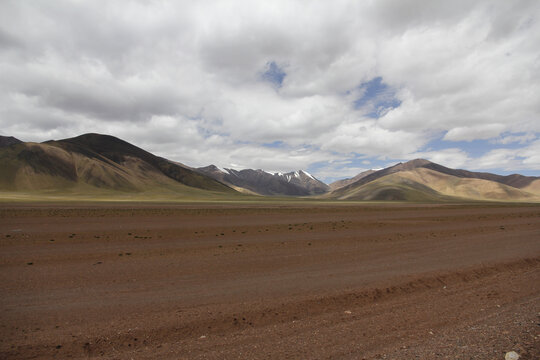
[0,135,22,148]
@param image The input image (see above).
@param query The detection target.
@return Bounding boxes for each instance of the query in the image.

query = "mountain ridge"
[0,133,236,197]
[331,159,539,198]
[329,170,377,191]
[1,133,538,202]
[327,159,540,202]
[196,165,329,196]
[0,135,22,148]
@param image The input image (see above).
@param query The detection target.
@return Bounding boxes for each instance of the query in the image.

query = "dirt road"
[1,203,539,359]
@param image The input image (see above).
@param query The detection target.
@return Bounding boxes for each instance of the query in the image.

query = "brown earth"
[0,203,539,359]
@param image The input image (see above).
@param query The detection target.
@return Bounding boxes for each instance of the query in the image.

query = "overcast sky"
[1,1,539,182]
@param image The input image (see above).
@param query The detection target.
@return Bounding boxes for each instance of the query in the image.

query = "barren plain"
[0,203,539,359]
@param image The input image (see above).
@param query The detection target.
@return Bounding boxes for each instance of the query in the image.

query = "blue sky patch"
[262,140,285,148]
[354,77,401,118]
[261,61,286,87]
[425,132,535,158]
[425,139,497,158]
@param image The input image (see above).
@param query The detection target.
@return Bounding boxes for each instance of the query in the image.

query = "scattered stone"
[344,310,352,314]
[505,351,519,360]
[199,335,206,339]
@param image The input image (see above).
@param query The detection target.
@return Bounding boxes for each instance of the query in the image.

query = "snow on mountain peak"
[301,170,315,180]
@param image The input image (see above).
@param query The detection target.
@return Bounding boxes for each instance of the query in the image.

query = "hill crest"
[0,133,236,197]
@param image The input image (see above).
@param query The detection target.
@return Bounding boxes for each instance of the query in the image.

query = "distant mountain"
[1,133,538,202]
[0,133,236,197]
[329,170,376,191]
[0,135,22,148]
[197,165,329,196]
[328,159,540,202]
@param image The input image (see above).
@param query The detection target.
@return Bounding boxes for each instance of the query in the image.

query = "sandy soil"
[0,203,539,359]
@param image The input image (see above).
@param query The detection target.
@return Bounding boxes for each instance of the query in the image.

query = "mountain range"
[326,159,540,202]
[196,165,329,196]
[0,133,234,199]
[1,133,539,202]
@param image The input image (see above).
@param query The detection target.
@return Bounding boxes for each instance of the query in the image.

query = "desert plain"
[0,202,539,359]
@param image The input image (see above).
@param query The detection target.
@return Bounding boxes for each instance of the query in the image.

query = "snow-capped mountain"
[197,165,329,196]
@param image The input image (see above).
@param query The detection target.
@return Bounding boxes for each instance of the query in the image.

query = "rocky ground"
[0,203,539,359]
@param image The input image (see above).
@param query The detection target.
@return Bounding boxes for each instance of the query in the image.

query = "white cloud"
[0,0,539,179]
[318,120,427,158]
[443,124,507,142]
[493,132,536,145]
[474,140,540,171]
[408,148,472,170]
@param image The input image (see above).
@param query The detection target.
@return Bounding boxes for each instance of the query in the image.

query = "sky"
[1,0,539,183]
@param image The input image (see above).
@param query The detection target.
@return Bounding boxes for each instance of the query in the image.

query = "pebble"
[505,351,519,360]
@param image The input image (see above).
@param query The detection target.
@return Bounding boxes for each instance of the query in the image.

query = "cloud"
[0,0,538,182]
[474,140,540,171]
[443,124,507,142]
[408,148,472,170]
[318,120,427,158]
[492,132,536,145]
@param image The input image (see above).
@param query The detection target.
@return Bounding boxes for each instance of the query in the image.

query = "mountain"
[197,165,329,196]
[1,133,538,202]
[328,159,540,202]
[329,170,376,191]
[0,133,236,198]
[0,135,22,148]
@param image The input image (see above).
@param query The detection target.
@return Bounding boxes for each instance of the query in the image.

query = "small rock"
[199,335,206,339]
[344,310,352,314]
[505,351,519,360]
